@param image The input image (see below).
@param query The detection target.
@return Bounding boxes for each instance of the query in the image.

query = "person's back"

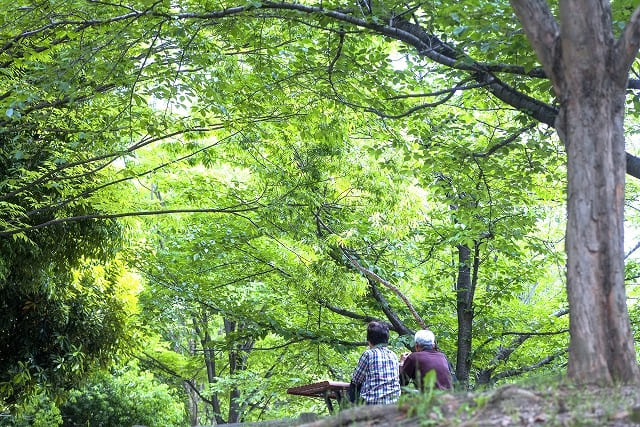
[400,330,452,391]
[400,348,452,390]
[350,321,401,404]
[352,345,401,404]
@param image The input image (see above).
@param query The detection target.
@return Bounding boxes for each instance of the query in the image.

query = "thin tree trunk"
[194,314,224,424]
[455,243,473,387]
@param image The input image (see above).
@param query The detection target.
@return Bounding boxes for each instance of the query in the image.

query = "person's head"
[367,321,390,346]
[414,329,435,350]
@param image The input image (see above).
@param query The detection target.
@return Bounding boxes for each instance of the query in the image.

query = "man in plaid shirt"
[350,321,401,405]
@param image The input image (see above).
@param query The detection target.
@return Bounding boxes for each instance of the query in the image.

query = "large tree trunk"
[560,85,638,383]
[510,0,639,384]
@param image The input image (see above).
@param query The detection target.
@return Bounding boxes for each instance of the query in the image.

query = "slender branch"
[0,204,260,236]
[317,299,410,335]
[314,212,413,334]
[496,329,569,337]
[385,80,485,100]
[363,86,458,119]
[250,339,307,351]
[318,300,379,323]
[136,351,216,406]
[327,29,345,78]
[0,126,222,203]
[341,247,427,329]
[24,133,234,217]
[368,280,414,336]
[490,349,567,382]
[473,123,537,158]
[553,307,569,317]
[625,240,640,259]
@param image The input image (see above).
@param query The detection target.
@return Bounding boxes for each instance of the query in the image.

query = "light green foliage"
[122,81,569,419]
[402,371,443,426]
[1,391,63,427]
[2,0,639,421]
[59,364,187,427]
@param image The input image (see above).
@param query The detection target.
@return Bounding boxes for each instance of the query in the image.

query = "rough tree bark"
[510,0,640,385]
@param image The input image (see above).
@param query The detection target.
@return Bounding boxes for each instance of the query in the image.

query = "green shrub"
[59,365,186,427]
[0,391,63,427]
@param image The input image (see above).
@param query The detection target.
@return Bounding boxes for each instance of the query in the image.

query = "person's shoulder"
[358,348,372,360]
[405,351,420,360]
[385,347,398,358]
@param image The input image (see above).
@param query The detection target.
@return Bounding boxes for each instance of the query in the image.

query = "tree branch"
[318,300,379,323]
[0,204,260,236]
[490,349,567,382]
[0,126,222,203]
[10,2,640,181]
[615,4,640,76]
[473,123,537,158]
[368,280,414,336]
[24,134,234,217]
[136,351,216,407]
[317,299,409,335]
[314,212,414,335]
[509,0,561,85]
[341,247,426,329]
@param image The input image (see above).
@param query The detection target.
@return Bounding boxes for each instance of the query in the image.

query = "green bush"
[59,365,187,427]
[0,391,63,427]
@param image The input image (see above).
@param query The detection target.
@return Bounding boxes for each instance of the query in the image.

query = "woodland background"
[1,0,640,425]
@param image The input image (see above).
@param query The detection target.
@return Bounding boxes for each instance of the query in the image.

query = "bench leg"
[323,390,334,413]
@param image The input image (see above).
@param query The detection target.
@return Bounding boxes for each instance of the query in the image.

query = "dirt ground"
[298,383,640,426]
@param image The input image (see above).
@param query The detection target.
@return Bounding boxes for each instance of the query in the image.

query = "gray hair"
[414,329,435,348]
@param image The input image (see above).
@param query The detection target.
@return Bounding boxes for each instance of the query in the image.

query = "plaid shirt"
[351,344,401,404]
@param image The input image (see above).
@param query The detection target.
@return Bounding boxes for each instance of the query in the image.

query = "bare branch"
[473,123,537,158]
[625,240,640,259]
[368,280,414,336]
[385,80,485,100]
[318,300,380,324]
[317,299,410,335]
[136,352,216,407]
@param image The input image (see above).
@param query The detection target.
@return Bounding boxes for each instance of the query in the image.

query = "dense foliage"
[0,140,132,403]
[59,365,186,427]
[1,0,640,424]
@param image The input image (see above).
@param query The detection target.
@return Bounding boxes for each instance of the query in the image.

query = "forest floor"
[270,379,640,427]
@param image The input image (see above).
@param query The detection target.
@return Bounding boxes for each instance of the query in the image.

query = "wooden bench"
[286,380,350,413]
